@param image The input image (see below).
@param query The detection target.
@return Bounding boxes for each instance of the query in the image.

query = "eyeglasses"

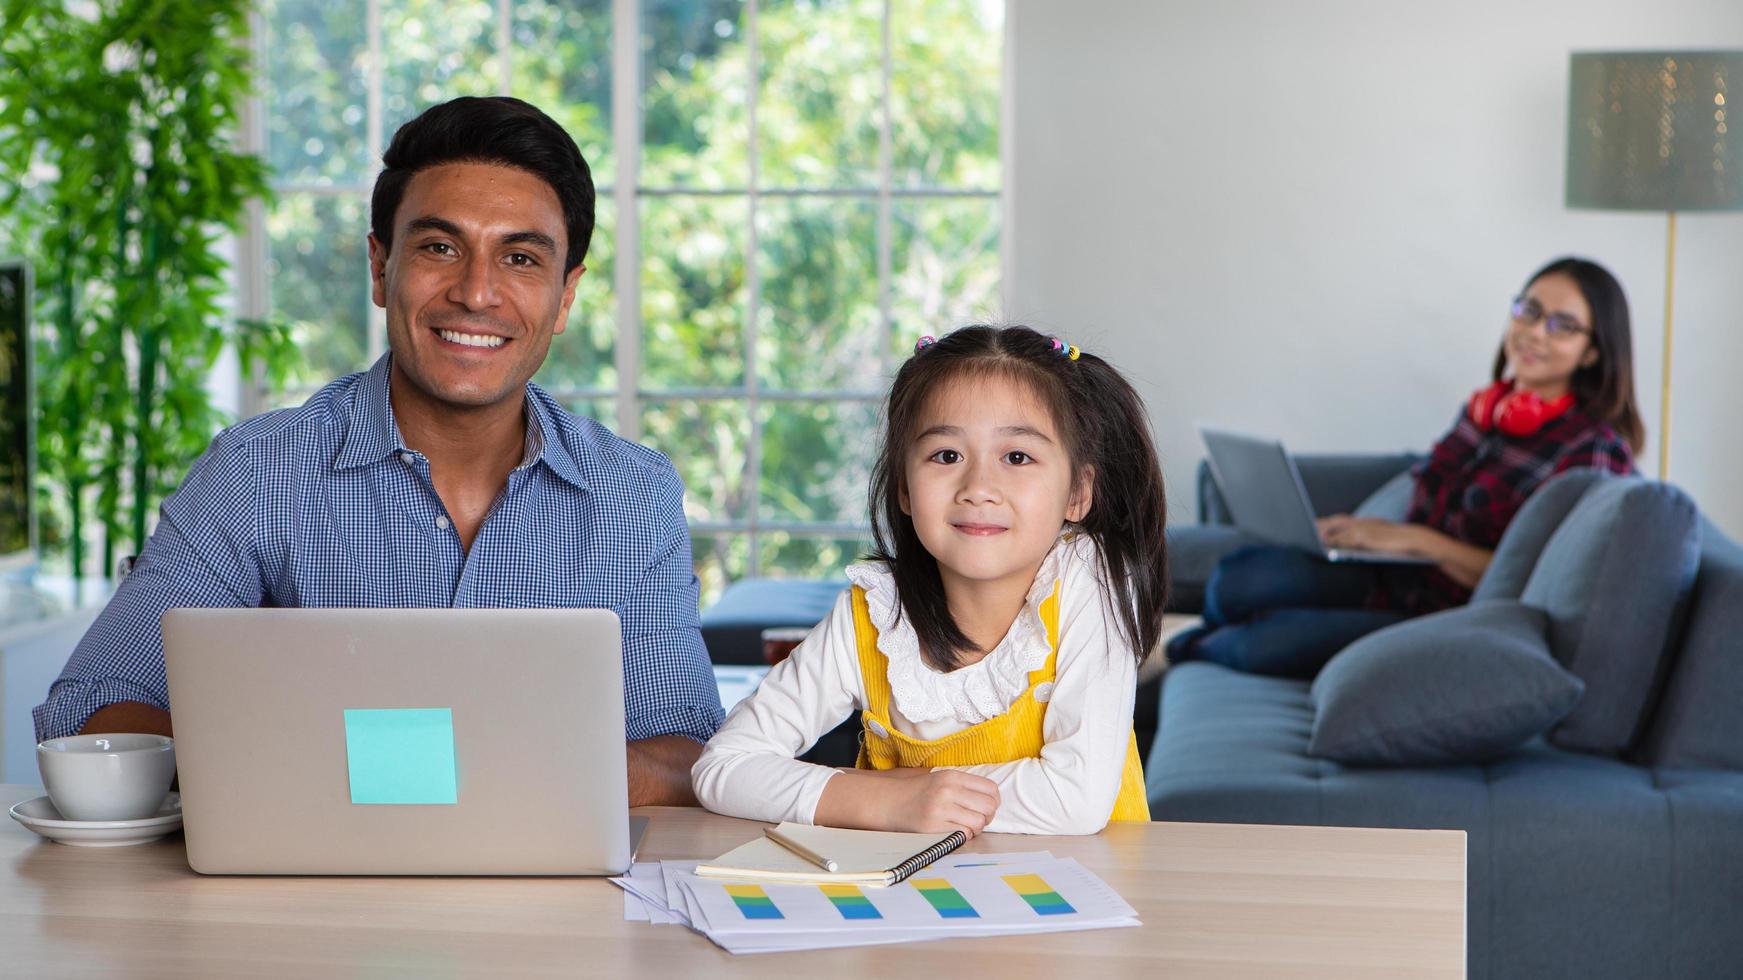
[1510,297,1592,339]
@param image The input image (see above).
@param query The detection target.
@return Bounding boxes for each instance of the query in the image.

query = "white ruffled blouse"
[691,534,1141,835]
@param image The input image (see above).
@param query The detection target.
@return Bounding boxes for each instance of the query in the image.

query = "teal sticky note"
[343,708,459,805]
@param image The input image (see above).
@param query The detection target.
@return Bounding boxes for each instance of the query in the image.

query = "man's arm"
[81,701,173,737]
[627,735,703,806]
[615,464,726,803]
[33,436,262,742]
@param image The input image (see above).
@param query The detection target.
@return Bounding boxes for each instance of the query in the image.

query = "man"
[33,97,723,805]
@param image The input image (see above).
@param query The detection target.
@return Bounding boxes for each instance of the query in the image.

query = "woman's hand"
[815,767,1001,837]
[1316,515,1495,589]
[1316,515,1421,554]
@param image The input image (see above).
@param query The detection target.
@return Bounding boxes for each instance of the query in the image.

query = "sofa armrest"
[1167,524,1264,613]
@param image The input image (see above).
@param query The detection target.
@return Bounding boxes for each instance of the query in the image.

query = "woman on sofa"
[1168,256,1644,677]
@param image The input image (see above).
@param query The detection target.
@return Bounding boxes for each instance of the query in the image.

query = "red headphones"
[1467,381,1575,438]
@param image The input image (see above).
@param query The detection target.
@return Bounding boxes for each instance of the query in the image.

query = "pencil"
[764,826,840,873]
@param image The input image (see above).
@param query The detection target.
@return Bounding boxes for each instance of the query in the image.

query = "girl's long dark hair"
[1492,256,1645,453]
[867,325,1169,671]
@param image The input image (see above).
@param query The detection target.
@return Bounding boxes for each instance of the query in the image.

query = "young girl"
[692,325,1168,836]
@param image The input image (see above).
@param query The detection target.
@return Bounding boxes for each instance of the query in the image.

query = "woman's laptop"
[163,607,633,875]
[1199,427,1434,566]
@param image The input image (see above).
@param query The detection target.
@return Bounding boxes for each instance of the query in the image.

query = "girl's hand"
[878,769,1001,837]
[1316,515,1419,554]
[815,767,1000,837]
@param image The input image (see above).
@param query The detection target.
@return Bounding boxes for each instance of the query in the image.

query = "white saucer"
[9,793,182,847]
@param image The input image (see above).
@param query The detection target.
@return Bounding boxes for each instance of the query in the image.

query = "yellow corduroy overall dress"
[849,582,1152,823]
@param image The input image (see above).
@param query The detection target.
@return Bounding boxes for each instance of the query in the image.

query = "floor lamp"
[1565,50,1743,479]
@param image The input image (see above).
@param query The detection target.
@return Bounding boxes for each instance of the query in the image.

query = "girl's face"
[900,373,1092,601]
[1504,271,1598,397]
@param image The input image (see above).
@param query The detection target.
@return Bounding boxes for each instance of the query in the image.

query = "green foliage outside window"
[0,0,997,596]
[0,0,298,579]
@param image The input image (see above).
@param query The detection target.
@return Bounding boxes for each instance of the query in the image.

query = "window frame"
[238,0,1011,580]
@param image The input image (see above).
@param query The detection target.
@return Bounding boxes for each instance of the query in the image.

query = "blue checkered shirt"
[34,354,724,743]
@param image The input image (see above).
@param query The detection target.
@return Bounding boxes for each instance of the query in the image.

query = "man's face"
[368,161,584,412]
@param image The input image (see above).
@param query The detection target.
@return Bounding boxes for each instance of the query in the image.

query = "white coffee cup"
[37,734,176,822]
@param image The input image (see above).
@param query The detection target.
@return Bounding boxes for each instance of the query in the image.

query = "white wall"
[1006,0,1743,536]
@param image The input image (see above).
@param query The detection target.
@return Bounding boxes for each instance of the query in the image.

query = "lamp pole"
[1659,212,1675,480]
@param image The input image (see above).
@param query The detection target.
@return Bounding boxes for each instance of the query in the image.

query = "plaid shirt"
[34,354,725,743]
[1379,404,1635,614]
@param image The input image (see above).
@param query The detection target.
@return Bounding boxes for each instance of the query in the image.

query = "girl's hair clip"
[914,335,938,353]
[1049,337,1082,361]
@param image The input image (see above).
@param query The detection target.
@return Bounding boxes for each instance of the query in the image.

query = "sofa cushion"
[1308,601,1583,765]
[1517,478,1701,754]
[1638,525,1743,770]
[1147,661,1743,980]
[1471,469,1614,603]
[1352,468,1417,521]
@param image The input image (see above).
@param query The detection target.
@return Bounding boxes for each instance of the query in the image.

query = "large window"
[251,0,1003,602]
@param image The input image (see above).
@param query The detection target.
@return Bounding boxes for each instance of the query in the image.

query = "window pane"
[758,400,877,524]
[643,399,750,521]
[264,0,370,186]
[890,196,1000,350]
[641,196,747,388]
[760,533,867,580]
[641,0,748,188]
[757,0,881,188]
[690,532,749,609]
[890,0,1001,188]
[534,200,616,392]
[267,193,371,389]
[756,198,881,392]
[512,0,615,187]
[550,397,617,432]
[381,0,500,135]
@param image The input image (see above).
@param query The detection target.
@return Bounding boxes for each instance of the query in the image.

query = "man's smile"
[434,327,509,350]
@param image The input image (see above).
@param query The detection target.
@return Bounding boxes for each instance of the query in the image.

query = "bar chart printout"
[623,855,1142,954]
[819,884,882,920]
[911,878,980,919]
[1003,873,1078,916]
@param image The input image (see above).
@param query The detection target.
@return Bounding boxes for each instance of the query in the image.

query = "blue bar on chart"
[819,884,883,920]
[911,878,980,919]
[1002,873,1078,916]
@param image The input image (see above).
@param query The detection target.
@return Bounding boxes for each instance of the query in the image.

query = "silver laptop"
[163,607,633,875]
[1199,427,1434,566]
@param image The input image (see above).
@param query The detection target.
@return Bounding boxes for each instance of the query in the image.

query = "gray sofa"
[1150,456,1743,979]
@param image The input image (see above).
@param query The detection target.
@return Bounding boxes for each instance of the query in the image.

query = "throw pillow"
[1519,478,1701,754]
[1471,469,1614,603]
[1309,601,1584,766]
[1352,469,1417,521]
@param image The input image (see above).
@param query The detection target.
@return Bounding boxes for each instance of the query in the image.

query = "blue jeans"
[1168,546,1407,678]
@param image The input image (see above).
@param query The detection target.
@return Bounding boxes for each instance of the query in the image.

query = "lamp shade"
[1566,50,1743,212]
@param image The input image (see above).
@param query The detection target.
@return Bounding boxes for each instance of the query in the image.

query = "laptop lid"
[164,607,630,876]
[1199,427,1327,552]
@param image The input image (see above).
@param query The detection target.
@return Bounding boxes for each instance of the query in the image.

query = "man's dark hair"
[370,96,595,274]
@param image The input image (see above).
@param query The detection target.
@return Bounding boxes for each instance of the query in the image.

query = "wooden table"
[0,785,1464,978]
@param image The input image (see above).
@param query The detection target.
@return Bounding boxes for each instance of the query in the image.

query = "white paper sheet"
[611,862,684,925]
[611,849,1129,958]
[664,856,1138,954]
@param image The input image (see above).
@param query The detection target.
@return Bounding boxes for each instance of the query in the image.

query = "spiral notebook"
[695,823,966,887]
